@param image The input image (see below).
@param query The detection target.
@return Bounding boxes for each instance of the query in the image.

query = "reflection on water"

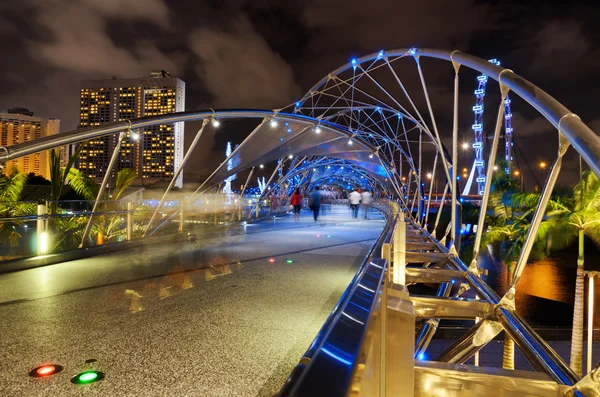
[479,250,600,328]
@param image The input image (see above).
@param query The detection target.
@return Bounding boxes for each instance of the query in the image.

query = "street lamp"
[539,161,547,170]
[514,170,524,192]
[426,172,432,179]
[461,142,470,150]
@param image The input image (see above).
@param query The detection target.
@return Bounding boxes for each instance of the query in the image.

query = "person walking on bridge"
[361,189,373,219]
[291,188,303,221]
[310,186,322,222]
[349,188,361,219]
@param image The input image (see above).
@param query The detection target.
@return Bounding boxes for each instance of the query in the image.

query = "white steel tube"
[145,119,208,236]
[126,201,133,241]
[424,152,438,227]
[451,62,460,249]
[588,274,594,373]
[36,202,47,255]
[393,212,406,285]
[80,130,126,248]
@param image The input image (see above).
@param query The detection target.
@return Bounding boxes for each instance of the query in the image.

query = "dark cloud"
[302,0,492,51]
[0,0,597,186]
[188,15,301,108]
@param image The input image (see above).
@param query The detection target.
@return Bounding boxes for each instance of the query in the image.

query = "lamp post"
[514,170,523,192]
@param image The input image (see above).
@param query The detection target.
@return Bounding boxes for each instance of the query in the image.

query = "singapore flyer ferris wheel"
[462,58,515,196]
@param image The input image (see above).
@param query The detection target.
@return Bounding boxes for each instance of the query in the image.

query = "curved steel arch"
[297,47,600,176]
[1,47,599,389]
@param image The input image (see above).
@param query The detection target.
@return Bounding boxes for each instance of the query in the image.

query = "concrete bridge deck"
[0,206,385,396]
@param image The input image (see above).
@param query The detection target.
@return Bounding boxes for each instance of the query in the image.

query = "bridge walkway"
[0,206,385,396]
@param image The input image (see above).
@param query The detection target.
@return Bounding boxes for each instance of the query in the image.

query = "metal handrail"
[278,202,399,396]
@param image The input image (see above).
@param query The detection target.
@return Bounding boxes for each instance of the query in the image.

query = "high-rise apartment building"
[78,71,185,187]
[0,108,61,179]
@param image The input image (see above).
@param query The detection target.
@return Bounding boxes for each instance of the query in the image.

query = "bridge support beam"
[126,201,133,241]
[80,130,126,248]
[392,211,406,285]
[36,201,48,255]
[496,306,579,385]
[386,285,415,397]
[436,319,503,364]
[145,119,208,236]
[410,296,494,320]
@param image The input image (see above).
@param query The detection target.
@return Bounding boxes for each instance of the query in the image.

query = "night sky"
[0,0,598,187]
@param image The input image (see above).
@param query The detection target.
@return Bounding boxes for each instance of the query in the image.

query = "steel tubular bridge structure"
[1,48,600,396]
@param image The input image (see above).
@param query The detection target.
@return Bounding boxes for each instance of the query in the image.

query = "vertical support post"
[248,160,282,219]
[386,274,415,397]
[145,119,208,236]
[417,130,423,222]
[380,271,388,397]
[179,199,185,233]
[588,273,595,374]
[451,58,461,252]
[393,212,406,286]
[424,152,438,228]
[399,151,403,195]
[238,185,244,221]
[433,183,449,239]
[37,201,47,256]
[81,130,126,248]
[126,200,133,241]
[234,167,254,222]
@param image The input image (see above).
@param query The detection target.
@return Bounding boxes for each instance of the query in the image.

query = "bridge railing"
[279,200,400,396]
[0,194,277,264]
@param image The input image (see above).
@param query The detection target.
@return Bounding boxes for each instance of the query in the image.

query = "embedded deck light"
[71,371,104,385]
[29,364,63,377]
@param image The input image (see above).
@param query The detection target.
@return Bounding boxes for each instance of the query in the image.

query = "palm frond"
[112,168,137,200]
[66,169,98,201]
[0,167,27,202]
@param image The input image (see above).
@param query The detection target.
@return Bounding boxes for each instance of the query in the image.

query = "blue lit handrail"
[278,202,399,396]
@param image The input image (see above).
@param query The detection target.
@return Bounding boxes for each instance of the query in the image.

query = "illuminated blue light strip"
[321,347,353,366]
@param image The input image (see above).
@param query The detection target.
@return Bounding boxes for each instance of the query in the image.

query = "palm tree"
[537,170,600,376]
[481,164,558,370]
[47,146,98,251]
[483,194,533,370]
[0,166,34,248]
[485,187,572,370]
[92,168,137,244]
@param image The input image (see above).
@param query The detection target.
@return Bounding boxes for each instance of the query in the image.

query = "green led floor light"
[285,259,294,264]
[71,370,104,384]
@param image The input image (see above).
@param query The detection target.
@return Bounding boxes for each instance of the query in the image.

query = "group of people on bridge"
[288,187,373,222]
